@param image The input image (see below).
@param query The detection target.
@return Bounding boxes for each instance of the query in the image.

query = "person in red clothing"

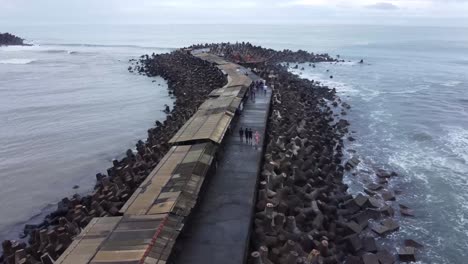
[254,131,260,149]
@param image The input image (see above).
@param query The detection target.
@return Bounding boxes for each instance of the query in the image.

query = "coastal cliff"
[0,33,25,46]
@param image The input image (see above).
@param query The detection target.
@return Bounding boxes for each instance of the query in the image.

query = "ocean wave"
[337,61,359,66]
[0,58,36,65]
[0,45,37,52]
[41,49,69,54]
[289,68,360,96]
[41,42,176,50]
[441,80,462,87]
[352,41,371,46]
[0,45,76,54]
[443,126,468,162]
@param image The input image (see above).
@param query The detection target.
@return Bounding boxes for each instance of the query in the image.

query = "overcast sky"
[1,0,467,26]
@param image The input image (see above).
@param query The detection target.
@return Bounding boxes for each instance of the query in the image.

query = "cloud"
[366,2,399,10]
[1,0,468,25]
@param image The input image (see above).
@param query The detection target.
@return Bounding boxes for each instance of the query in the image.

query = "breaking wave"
[0,59,36,65]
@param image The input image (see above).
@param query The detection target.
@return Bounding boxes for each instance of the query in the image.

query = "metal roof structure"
[218,64,252,88]
[168,110,233,145]
[121,143,216,216]
[169,54,252,145]
[55,217,122,264]
[57,142,216,264]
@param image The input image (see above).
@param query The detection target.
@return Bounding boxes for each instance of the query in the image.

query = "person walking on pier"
[239,127,244,143]
[254,131,260,149]
[245,127,249,144]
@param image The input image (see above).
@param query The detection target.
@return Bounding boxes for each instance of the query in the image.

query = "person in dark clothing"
[239,127,244,142]
[248,128,253,144]
[245,127,249,143]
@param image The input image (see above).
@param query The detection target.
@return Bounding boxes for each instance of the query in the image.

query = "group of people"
[239,127,260,148]
[249,80,268,101]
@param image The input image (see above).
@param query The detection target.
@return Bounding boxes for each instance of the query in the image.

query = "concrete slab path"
[173,82,272,264]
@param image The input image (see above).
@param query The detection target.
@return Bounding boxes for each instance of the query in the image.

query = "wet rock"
[398,247,416,262]
[376,250,395,264]
[404,239,423,249]
[379,205,395,217]
[365,183,383,192]
[381,191,395,201]
[362,237,377,253]
[344,255,363,264]
[372,219,399,236]
[343,234,362,253]
[362,253,379,264]
[400,208,415,217]
[353,193,369,208]
[375,169,396,179]
[345,156,360,170]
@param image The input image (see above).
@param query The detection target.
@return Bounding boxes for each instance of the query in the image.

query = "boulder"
[362,253,379,264]
[375,169,393,178]
[362,237,377,253]
[345,221,363,234]
[400,208,415,217]
[343,234,362,253]
[366,183,383,191]
[344,255,363,264]
[404,239,423,249]
[372,219,399,236]
[353,193,369,208]
[345,156,360,170]
[376,250,396,264]
[381,191,395,201]
[398,247,416,262]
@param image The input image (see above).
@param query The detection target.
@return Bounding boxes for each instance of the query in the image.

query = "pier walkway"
[54,52,271,264]
[173,62,271,263]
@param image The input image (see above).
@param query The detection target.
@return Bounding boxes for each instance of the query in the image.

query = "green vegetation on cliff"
[0,33,25,46]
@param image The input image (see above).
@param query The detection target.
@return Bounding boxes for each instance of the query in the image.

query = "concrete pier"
[51,52,271,264]
[173,67,271,263]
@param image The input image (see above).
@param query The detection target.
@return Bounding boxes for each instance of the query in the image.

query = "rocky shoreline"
[0,33,28,46]
[248,62,402,264]
[1,42,417,264]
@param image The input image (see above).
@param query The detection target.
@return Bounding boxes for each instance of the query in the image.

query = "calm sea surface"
[1,24,467,263]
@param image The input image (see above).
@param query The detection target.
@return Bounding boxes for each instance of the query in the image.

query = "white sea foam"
[352,41,371,46]
[0,45,42,52]
[0,45,75,54]
[388,147,431,184]
[441,80,462,87]
[335,61,359,66]
[443,126,468,162]
[290,68,360,96]
[0,59,36,65]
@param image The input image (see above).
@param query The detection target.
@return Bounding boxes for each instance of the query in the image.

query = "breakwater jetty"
[1,42,416,264]
[54,51,261,264]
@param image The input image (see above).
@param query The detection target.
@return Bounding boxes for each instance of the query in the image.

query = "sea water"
[1,24,467,263]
